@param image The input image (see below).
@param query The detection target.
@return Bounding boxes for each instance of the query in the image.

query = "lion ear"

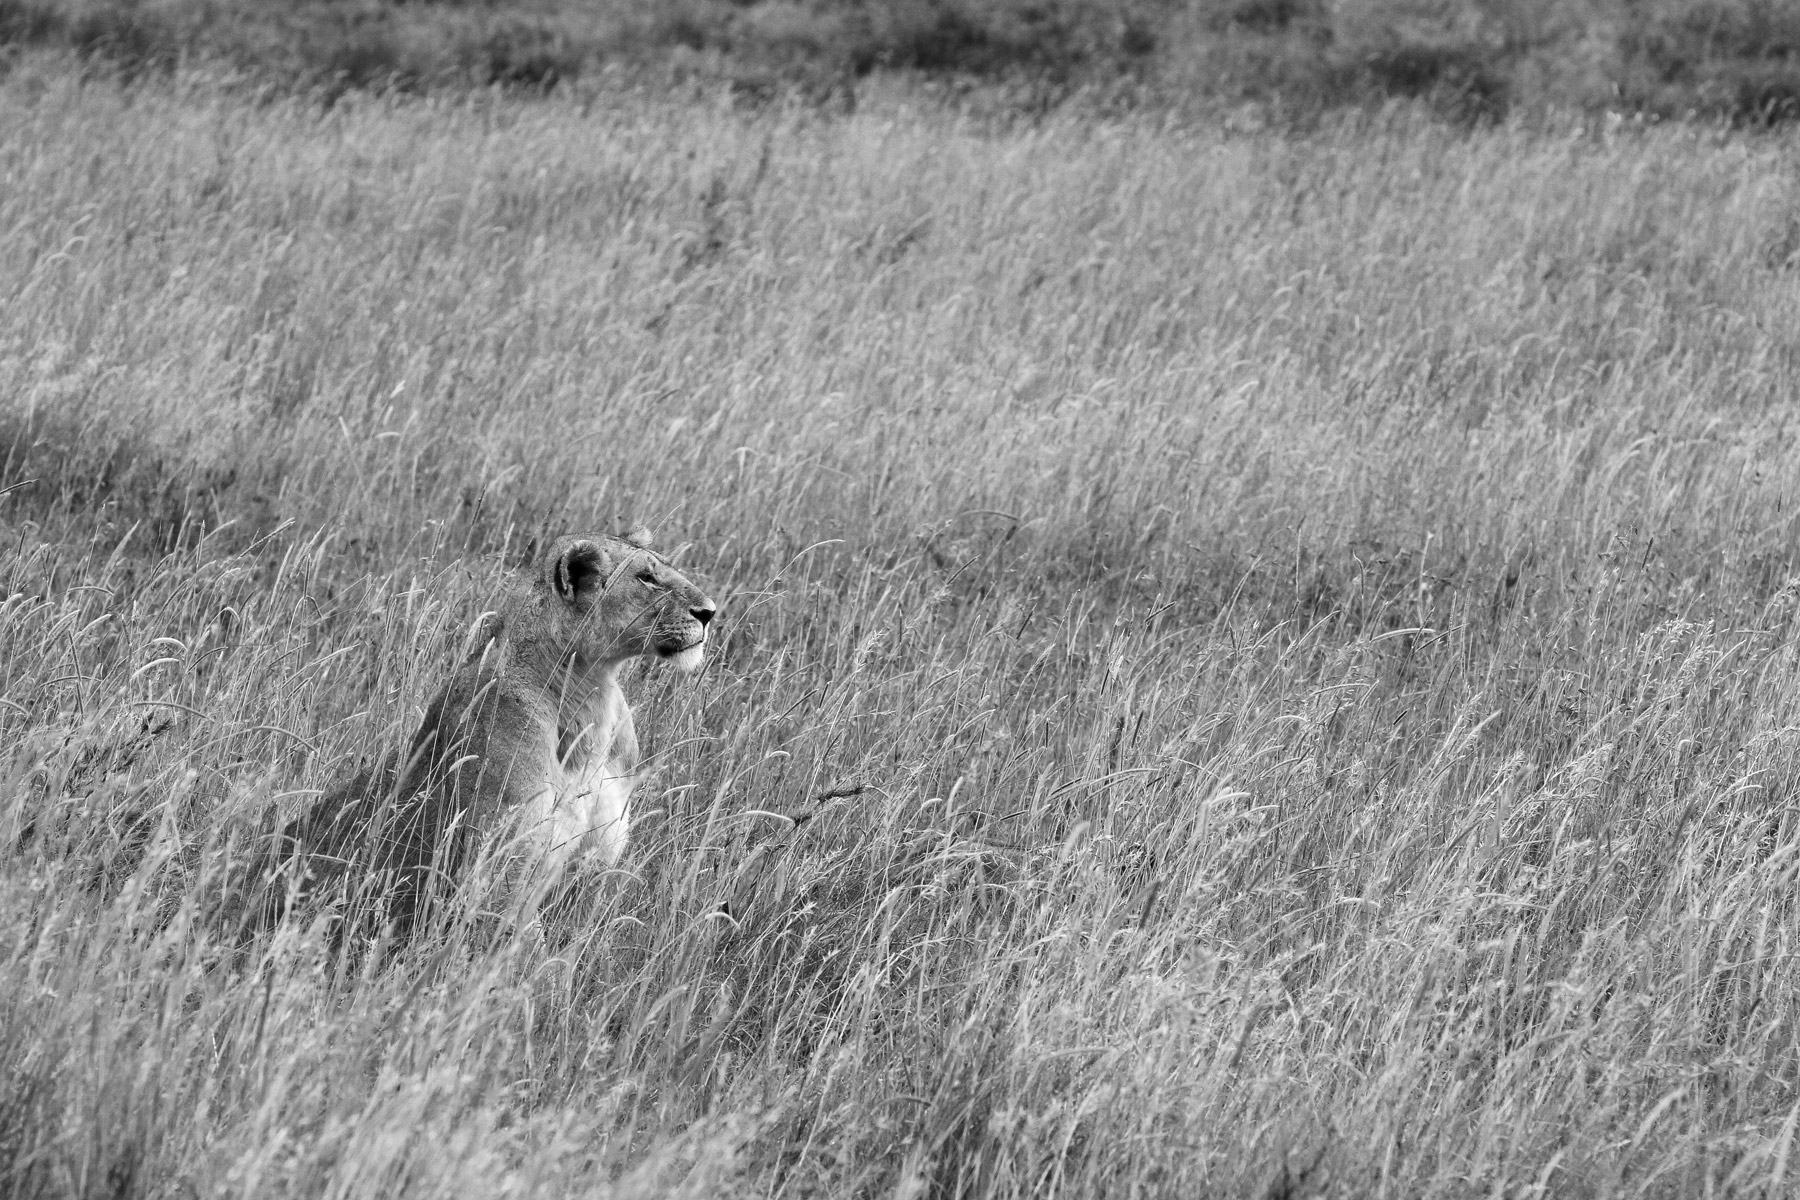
[550,538,609,604]
[623,525,654,550]
[461,610,504,659]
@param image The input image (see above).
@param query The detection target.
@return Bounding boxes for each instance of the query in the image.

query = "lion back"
[278,663,543,938]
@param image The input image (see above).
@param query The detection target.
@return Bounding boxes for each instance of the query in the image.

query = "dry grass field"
[4,47,1800,1198]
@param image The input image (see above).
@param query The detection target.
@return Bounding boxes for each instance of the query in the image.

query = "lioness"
[280,528,715,938]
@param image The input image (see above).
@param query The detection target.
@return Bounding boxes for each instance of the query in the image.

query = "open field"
[4,52,1800,1197]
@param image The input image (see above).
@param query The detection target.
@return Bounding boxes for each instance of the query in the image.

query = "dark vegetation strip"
[0,0,1795,125]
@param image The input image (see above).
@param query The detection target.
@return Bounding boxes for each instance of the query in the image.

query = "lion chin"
[664,643,705,674]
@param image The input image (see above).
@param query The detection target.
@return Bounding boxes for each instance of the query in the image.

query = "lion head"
[536,529,716,676]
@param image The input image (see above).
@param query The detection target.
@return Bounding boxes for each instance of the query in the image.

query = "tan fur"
[280,531,716,938]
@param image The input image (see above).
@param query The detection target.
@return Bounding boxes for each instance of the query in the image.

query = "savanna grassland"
[5,38,1800,1198]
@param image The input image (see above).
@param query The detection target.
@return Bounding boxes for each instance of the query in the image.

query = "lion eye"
[636,570,658,585]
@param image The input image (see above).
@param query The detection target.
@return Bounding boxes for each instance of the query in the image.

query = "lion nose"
[692,604,716,627]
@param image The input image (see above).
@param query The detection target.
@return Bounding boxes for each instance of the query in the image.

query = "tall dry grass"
[4,54,1800,1197]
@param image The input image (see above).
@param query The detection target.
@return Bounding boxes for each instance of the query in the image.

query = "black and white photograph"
[3,2,1799,1195]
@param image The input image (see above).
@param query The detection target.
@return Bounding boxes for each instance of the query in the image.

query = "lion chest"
[545,753,635,866]
[513,693,637,871]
